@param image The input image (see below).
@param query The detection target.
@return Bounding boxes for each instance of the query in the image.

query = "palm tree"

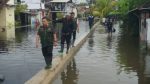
[94,0,117,18]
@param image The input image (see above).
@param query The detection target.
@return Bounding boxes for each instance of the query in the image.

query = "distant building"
[17,0,45,26]
[44,0,77,20]
[86,0,96,4]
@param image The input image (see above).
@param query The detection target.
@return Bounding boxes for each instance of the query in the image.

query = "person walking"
[36,17,57,69]
[106,18,113,36]
[88,15,94,29]
[54,14,74,54]
[70,12,79,47]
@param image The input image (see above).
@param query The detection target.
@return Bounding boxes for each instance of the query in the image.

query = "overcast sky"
[22,0,86,4]
[22,0,86,9]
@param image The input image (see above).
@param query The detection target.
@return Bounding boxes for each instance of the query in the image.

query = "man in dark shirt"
[70,12,79,47]
[106,18,113,36]
[36,17,57,69]
[88,15,94,29]
[54,14,74,54]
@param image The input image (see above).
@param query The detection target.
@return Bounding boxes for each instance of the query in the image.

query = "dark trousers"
[89,22,93,29]
[42,46,53,66]
[107,27,112,33]
[71,31,76,46]
[61,33,71,52]
[72,31,76,40]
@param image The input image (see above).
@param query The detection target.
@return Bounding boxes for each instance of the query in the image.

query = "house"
[0,0,15,40]
[45,0,77,20]
[15,0,45,27]
[128,2,150,44]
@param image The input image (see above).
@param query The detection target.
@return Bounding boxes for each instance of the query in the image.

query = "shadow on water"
[54,22,150,84]
[60,58,79,84]
[117,26,150,84]
[106,35,112,49]
[87,34,94,52]
[0,40,8,53]
[15,26,36,43]
[0,26,44,84]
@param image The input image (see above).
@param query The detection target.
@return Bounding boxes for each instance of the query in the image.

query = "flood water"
[53,23,150,84]
[0,20,89,84]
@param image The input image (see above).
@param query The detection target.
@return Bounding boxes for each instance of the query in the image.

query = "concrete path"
[25,21,100,84]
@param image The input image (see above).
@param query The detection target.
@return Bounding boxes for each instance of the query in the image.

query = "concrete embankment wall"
[25,21,100,84]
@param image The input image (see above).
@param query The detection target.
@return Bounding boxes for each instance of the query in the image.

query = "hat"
[70,12,75,14]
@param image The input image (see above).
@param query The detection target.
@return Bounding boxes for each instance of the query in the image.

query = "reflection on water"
[0,26,45,84]
[0,20,89,84]
[106,35,112,49]
[61,58,79,84]
[54,23,150,84]
[87,34,94,52]
[0,41,8,53]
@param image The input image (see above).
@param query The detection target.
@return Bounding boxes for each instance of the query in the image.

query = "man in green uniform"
[36,17,57,69]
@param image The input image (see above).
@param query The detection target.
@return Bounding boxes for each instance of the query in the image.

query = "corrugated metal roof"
[50,0,70,3]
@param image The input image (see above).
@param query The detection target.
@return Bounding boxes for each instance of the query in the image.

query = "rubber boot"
[59,44,64,53]
[66,44,70,54]
[72,40,75,47]
[44,55,52,69]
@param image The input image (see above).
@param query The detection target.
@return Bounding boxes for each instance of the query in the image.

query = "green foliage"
[128,0,149,10]
[15,4,28,16]
[117,0,150,16]
[92,11,100,17]
[117,0,129,16]
[93,0,117,18]
[77,13,82,18]
[56,13,64,19]
[15,21,21,27]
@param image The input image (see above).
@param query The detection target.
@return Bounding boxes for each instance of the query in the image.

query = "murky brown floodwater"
[0,20,89,84]
[53,23,150,84]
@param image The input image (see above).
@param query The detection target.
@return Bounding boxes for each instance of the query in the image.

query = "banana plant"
[93,0,117,19]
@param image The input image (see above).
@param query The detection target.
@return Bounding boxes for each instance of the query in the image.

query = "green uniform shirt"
[38,22,56,48]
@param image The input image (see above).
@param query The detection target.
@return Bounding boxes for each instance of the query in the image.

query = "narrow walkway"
[0,20,93,84]
[25,20,99,84]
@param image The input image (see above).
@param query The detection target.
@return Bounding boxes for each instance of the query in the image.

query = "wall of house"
[139,11,150,48]
[6,7,15,40]
[140,13,147,41]
[147,19,150,46]
[7,0,15,5]
[0,8,7,39]
[0,0,15,40]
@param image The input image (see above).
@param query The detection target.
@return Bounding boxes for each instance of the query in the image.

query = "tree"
[117,0,129,16]
[15,4,27,26]
[117,0,150,16]
[15,4,28,16]
[92,0,117,18]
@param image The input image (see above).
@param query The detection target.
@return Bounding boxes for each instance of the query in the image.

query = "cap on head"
[70,12,75,14]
